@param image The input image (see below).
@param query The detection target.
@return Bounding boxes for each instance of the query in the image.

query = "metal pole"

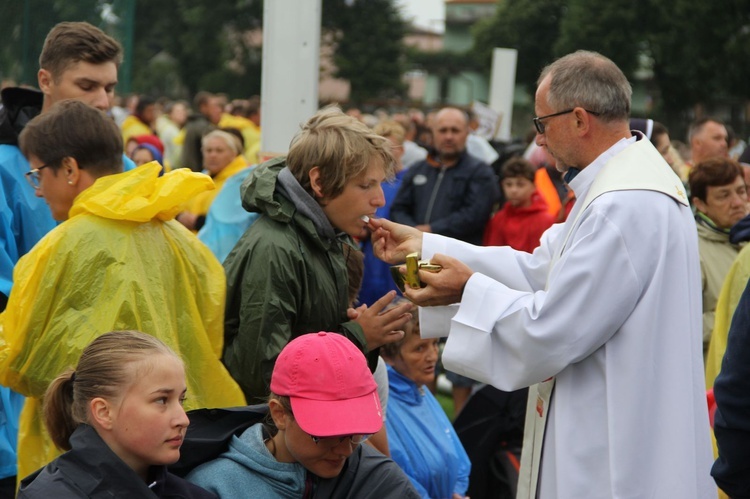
[118,0,136,95]
[260,0,321,158]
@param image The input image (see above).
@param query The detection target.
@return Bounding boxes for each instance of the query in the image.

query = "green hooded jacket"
[223,157,369,402]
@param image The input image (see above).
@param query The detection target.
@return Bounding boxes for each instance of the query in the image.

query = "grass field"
[436,392,455,422]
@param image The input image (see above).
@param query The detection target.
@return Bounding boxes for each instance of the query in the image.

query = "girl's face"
[104,355,189,479]
[270,401,357,479]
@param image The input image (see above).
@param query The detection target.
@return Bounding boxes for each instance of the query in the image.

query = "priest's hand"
[403,254,473,307]
[369,218,423,264]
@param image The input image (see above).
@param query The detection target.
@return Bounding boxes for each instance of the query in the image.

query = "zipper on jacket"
[423,165,447,224]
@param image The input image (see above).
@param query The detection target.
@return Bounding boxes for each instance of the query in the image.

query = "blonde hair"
[286,106,395,198]
[43,331,180,451]
[202,129,243,156]
[373,120,406,145]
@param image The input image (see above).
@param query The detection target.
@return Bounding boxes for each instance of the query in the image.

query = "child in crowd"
[18,331,215,498]
[484,157,555,253]
[187,332,418,498]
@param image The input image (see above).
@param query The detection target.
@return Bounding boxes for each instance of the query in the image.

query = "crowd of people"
[1,19,750,499]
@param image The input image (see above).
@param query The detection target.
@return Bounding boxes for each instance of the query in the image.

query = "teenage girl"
[18,330,216,498]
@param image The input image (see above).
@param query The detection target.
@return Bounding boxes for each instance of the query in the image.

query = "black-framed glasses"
[309,434,371,446]
[24,164,52,190]
[533,108,601,135]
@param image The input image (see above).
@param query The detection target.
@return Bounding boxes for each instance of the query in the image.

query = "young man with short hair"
[223,106,413,404]
[0,21,131,492]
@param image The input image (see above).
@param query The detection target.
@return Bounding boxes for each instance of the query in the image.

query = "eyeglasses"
[309,434,371,446]
[25,164,52,190]
[533,108,601,135]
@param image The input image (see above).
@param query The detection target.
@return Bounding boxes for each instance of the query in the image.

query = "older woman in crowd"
[177,129,248,231]
[381,310,471,499]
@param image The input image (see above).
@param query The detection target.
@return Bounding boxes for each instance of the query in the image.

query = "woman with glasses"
[186,332,418,498]
[381,308,471,499]
[2,99,246,479]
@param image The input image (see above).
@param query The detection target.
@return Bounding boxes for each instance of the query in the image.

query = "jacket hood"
[226,424,307,494]
[696,214,732,244]
[387,365,425,407]
[0,87,43,146]
[69,161,215,222]
[730,213,750,244]
[504,191,550,216]
[240,157,338,243]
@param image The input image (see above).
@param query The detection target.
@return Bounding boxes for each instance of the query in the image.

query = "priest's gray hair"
[538,50,632,123]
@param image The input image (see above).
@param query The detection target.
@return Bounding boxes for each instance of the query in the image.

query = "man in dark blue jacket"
[390,107,499,246]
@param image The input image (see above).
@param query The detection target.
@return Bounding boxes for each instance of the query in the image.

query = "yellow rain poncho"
[0,162,246,479]
[184,154,248,218]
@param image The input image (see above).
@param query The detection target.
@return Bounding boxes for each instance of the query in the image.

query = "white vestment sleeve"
[439,211,642,391]
[419,225,563,338]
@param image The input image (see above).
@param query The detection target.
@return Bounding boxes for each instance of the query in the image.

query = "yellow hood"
[69,162,215,222]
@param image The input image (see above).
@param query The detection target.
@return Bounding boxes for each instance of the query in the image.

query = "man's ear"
[89,397,116,430]
[37,69,54,94]
[308,166,325,199]
[268,399,288,431]
[573,108,592,136]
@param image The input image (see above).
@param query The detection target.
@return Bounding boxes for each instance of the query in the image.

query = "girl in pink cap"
[187,332,418,498]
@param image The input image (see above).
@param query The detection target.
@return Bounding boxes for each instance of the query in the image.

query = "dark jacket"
[18,424,216,499]
[222,157,370,403]
[712,277,750,497]
[181,114,215,172]
[0,87,55,482]
[390,150,499,245]
[316,440,421,499]
[0,87,43,146]
[178,406,420,499]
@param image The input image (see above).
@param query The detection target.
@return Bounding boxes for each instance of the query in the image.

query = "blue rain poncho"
[385,366,470,498]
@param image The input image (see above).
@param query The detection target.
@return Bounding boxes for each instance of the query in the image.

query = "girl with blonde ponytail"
[18,331,216,499]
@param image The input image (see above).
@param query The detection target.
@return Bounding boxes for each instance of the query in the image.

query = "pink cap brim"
[290,390,383,437]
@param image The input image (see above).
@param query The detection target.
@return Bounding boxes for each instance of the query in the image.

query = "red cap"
[270,332,383,437]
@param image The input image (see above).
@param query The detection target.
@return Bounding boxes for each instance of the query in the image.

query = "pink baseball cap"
[270,332,383,437]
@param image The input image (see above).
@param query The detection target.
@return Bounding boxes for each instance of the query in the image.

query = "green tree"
[0,0,105,85]
[553,0,640,77]
[471,0,566,92]
[129,0,263,98]
[322,0,406,104]
[470,0,750,136]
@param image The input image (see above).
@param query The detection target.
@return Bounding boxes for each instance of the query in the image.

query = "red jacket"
[484,191,555,253]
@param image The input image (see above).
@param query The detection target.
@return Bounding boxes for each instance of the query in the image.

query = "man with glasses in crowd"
[370,50,714,497]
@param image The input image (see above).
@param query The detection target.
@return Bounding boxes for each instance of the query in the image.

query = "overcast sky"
[395,0,445,32]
